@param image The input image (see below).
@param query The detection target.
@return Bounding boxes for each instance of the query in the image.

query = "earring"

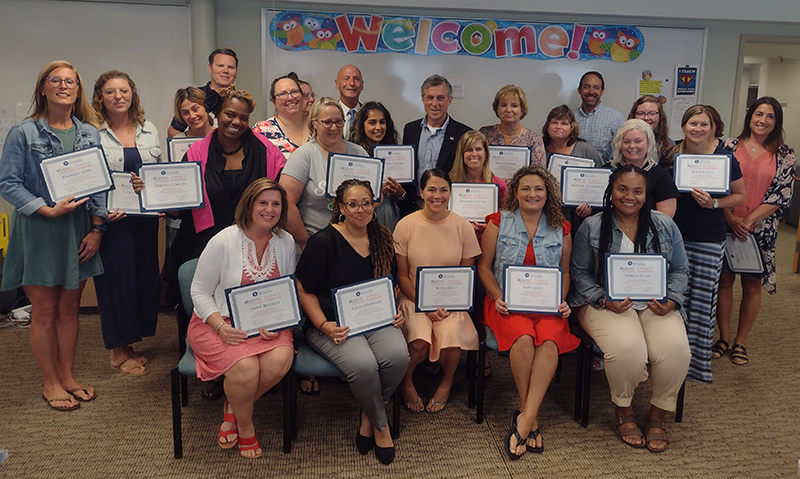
[338,213,346,223]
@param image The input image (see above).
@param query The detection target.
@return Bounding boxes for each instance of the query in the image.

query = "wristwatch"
[91,223,107,234]
[597,296,606,309]
[712,199,719,209]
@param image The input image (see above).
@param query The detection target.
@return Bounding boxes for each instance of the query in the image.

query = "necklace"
[221,143,243,155]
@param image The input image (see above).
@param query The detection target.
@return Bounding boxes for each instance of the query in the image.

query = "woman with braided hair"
[295,179,409,465]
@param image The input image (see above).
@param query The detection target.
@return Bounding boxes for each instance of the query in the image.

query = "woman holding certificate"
[394,169,481,413]
[0,61,104,410]
[610,119,679,217]
[349,101,405,232]
[449,130,508,213]
[187,178,296,459]
[569,165,690,453]
[716,97,795,365]
[662,105,745,383]
[476,166,578,459]
[251,72,310,160]
[92,70,162,376]
[295,179,408,465]
[478,85,546,167]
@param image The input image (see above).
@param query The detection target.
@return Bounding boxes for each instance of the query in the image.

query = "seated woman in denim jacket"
[568,164,690,453]
[477,166,578,460]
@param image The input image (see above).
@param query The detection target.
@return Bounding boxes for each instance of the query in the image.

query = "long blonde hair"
[450,130,493,183]
[27,61,100,127]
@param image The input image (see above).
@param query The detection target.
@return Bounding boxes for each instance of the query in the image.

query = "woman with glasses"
[0,61,104,410]
[627,95,673,162]
[252,72,310,160]
[298,79,315,120]
[280,97,368,250]
[295,179,408,464]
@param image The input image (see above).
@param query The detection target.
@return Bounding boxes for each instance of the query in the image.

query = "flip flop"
[505,409,526,460]
[42,394,79,412]
[111,357,148,376]
[67,387,96,402]
[403,396,425,413]
[426,397,447,413]
[527,428,544,453]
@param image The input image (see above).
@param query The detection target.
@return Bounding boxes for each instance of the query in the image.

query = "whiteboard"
[261,9,705,140]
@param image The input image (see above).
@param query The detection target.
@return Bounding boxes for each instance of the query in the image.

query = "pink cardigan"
[187,131,286,232]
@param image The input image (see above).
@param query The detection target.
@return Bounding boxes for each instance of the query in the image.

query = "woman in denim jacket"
[569,164,690,453]
[477,166,578,460]
[0,61,106,410]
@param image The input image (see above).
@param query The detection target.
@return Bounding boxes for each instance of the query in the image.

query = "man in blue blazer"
[401,74,471,214]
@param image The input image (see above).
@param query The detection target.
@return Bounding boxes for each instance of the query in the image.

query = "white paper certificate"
[503,265,562,314]
[332,275,397,336]
[447,183,499,222]
[488,146,530,180]
[561,167,611,207]
[138,162,204,211]
[547,154,595,185]
[415,266,475,312]
[40,146,113,202]
[107,172,158,216]
[325,154,384,201]
[225,275,303,338]
[724,234,764,274]
[605,253,668,302]
[167,137,202,163]
[674,154,731,194]
[372,145,415,184]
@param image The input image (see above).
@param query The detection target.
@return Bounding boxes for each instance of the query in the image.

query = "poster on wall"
[675,65,699,96]
[269,11,646,62]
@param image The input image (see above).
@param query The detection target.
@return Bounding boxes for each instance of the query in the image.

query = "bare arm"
[279,174,310,249]
[396,254,416,301]
[655,198,677,218]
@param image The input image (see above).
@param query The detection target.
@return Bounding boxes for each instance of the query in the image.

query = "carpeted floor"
[1,224,799,478]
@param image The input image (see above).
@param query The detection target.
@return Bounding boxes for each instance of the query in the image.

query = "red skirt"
[482,294,580,353]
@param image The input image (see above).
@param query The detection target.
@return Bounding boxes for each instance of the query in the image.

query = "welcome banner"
[270,11,645,62]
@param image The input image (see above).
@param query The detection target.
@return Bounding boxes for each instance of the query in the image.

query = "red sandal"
[217,401,238,449]
[238,434,263,459]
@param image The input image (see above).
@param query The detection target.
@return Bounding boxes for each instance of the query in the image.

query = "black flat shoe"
[374,444,395,465]
[356,432,375,455]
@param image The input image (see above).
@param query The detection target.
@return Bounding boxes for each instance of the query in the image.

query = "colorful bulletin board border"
[269,11,645,62]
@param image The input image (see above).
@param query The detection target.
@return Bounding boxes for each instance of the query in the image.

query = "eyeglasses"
[635,111,660,119]
[274,89,301,100]
[46,76,79,89]
[342,200,375,212]
[302,92,315,100]
[316,119,344,129]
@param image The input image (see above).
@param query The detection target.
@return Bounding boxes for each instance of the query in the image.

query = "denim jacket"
[568,210,688,309]
[0,117,107,217]
[492,210,563,294]
[98,119,162,171]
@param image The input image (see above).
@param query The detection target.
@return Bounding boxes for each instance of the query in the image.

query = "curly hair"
[92,70,146,127]
[627,95,671,158]
[28,61,100,127]
[329,179,395,277]
[450,130,493,183]
[215,86,256,116]
[348,101,398,152]
[502,165,564,230]
[234,178,288,233]
[541,104,581,147]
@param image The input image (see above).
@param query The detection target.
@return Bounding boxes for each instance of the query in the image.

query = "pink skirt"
[398,295,478,362]
[186,313,294,381]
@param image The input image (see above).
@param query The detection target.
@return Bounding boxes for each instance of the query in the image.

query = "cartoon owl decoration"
[587,29,609,57]
[273,17,310,47]
[309,28,342,50]
[610,31,642,62]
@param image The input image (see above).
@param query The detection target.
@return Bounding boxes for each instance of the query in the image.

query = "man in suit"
[336,64,364,136]
[401,74,471,212]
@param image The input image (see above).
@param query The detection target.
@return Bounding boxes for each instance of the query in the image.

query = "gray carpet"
[1,224,799,478]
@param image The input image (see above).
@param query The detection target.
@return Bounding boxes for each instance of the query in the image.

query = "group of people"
[0,49,794,464]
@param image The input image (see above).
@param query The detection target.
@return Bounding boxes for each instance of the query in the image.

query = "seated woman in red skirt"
[477,165,579,460]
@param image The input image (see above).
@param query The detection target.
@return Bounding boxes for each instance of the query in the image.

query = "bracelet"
[215,321,225,334]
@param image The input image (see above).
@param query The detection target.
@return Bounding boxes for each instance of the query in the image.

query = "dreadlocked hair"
[329,179,395,277]
[596,164,661,283]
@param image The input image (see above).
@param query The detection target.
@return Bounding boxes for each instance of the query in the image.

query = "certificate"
[40,146,113,202]
[547,154,595,185]
[447,183,499,222]
[724,233,764,274]
[488,146,530,180]
[673,154,731,194]
[325,154,384,202]
[167,137,202,163]
[605,253,668,302]
[332,275,397,336]
[373,145,415,184]
[138,162,204,211]
[561,167,611,207]
[107,172,158,216]
[503,265,562,314]
[225,274,303,338]
[415,266,475,312]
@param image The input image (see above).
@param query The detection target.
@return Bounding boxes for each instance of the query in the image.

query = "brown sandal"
[616,415,646,448]
[644,419,669,453]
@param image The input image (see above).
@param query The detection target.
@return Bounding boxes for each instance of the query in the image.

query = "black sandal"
[711,339,729,359]
[730,343,749,365]
[526,428,543,453]
[505,410,526,460]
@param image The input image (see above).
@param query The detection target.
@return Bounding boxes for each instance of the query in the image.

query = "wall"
[764,58,800,149]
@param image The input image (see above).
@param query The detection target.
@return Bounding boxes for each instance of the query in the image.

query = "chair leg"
[554,355,563,384]
[675,380,686,423]
[291,373,298,440]
[171,367,183,459]
[180,374,188,407]
[574,341,584,421]
[580,341,592,428]
[467,350,477,409]
[283,373,293,453]
[391,389,400,439]
[475,345,486,424]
